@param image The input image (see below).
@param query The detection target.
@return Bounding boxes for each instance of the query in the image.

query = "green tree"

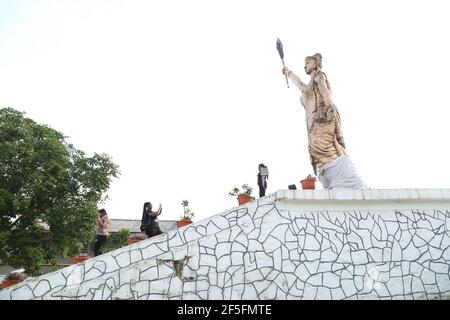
[0,108,119,275]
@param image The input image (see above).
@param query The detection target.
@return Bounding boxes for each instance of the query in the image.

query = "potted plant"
[229,184,254,205]
[300,174,316,190]
[127,232,148,245]
[1,271,27,288]
[72,252,90,264]
[177,200,195,228]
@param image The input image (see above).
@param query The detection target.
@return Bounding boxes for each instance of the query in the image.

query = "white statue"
[282,53,368,189]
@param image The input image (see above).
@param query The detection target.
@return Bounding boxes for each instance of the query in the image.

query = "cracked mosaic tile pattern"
[1,195,449,300]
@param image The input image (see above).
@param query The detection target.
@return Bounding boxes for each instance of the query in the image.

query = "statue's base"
[2,188,449,300]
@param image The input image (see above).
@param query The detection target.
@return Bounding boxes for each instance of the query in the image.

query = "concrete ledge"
[275,188,450,201]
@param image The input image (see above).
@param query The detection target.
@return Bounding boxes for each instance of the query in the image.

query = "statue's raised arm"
[282,66,306,92]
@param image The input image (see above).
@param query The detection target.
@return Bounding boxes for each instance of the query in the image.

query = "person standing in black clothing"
[257,163,269,198]
[140,202,163,238]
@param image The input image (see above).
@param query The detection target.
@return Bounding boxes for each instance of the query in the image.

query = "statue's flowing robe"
[287,69,368,189]
[288,69,345,172]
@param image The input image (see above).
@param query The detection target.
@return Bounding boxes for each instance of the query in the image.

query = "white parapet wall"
[1,189,450,300]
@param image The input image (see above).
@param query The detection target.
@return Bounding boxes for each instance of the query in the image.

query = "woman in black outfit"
[140,202,163,238]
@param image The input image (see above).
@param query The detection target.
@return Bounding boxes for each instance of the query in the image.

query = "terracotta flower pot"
[176,220,193,228]
[300,178,316,190]
[2,279,22,288]
[127,238,141,245]
[237,195,252,206]
[72,255,89,264]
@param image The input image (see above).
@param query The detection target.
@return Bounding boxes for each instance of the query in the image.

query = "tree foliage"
[0,108,119,275]
[103,228,130,252]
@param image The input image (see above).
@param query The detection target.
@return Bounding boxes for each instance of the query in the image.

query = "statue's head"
[304,53,322,74]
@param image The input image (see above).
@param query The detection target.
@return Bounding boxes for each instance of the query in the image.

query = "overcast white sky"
[1,0,450,222]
